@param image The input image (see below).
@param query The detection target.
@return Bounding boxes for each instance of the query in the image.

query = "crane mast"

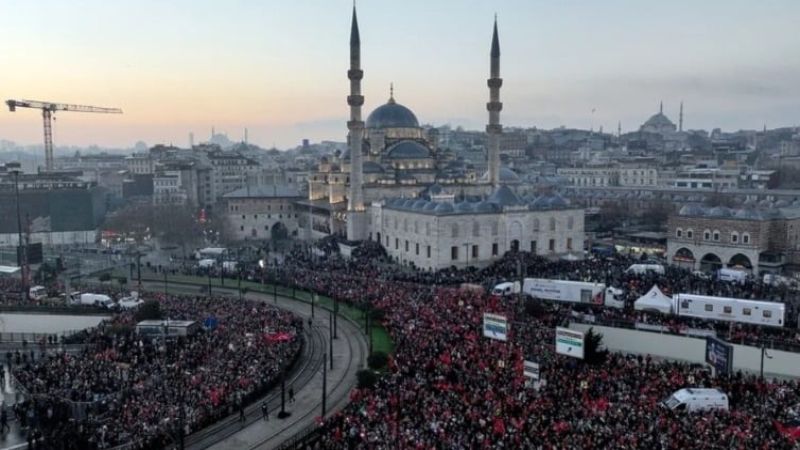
[6,99,123,172]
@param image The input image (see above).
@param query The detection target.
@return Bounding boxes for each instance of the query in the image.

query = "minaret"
[486,16,503,188]
[346,5,367,241]
[679,101,684,132]
[617,121,622,138]
[659,101,663,114]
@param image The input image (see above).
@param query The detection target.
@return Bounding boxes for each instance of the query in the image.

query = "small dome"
[531,196,551,209]
[475,201,498,213]
[759,199,772,208]
[423,202,438,211]
[775,200,790,208]
[385,140,431,159]
[403,199,416,208]
[734,209,763,220]
[362,160,385,173]
[412,199,428,209]
[548,194,569,208]
[708,206,732,217]
[487,185,522,206]
[679,204,705,216]
[455,202,473,213]
[434,202,454,213]
[366,99,419,129]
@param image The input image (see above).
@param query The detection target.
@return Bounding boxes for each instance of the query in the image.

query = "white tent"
[634,285,673,314]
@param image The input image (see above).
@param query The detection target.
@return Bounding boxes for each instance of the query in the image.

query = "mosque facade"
[301,7,585,267]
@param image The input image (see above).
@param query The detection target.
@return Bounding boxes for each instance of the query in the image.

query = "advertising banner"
[555,327,585,359]
[483,313,508,342]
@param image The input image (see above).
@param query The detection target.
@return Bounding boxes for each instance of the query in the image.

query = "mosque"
[302,7,585,269]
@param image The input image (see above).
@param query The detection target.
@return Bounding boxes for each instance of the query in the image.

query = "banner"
[705,336,733,376]
[555,327,585,359]
[523,360,540,380]
[483,313,509,342]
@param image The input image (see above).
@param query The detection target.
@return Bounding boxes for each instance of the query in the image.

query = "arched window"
[491,221,499,236]
[414,221,419,234]
[730,231,739,244]
[687,229,694,239]
[676,228,683,238]
[451,223,459,238]
[549,217,556,232]
[742,233,750,244]
[704,229,711,241]
[472,221,480,237]
[567,216,574,230]
[713,230,720,242]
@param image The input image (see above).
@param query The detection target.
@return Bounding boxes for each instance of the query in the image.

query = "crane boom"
[5,99,122,171]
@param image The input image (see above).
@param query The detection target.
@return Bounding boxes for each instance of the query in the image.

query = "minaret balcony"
[347,69,364,80]
[487,78,503,88]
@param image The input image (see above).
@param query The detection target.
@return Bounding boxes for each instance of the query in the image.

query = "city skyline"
[1,0,799,149]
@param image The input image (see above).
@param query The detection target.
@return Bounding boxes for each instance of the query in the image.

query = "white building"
[370,187,584,270]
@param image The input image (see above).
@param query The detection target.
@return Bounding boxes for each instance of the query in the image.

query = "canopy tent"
[0,265,20,275]
[634,285,673,314]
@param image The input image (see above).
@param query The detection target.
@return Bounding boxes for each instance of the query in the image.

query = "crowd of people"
[9,292,303,449]
[243,244,800,449]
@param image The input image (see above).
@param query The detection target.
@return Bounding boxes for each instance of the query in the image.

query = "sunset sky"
[1,0,799,149]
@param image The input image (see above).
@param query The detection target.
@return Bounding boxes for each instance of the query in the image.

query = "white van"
[72,293,115,309]
[491,281,520,297]
[662,388,729,412]
[718,268,748,284]
[29,285,48,301]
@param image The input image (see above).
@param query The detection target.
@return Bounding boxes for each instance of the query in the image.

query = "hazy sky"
[1,0,799,149]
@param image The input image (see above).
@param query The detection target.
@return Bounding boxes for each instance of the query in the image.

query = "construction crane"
[6,99,123,172]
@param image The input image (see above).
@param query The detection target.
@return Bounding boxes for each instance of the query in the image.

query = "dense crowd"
[246,245,800,449]
[10,292,303,449]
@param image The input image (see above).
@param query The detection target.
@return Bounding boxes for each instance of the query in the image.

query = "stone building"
[371,187,584,270]
[224,185,303,241]
[666,205,800,275]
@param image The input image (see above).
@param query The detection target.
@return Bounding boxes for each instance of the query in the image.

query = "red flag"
[493,417,506,436]
[774,420,800,441]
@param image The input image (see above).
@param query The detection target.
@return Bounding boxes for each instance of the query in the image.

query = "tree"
[356,369,378,389]
[135,300,163,322]
[367,351,389,371]
[584,327,607,365]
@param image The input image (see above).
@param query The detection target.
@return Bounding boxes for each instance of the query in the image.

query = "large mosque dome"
[366,97,419,129]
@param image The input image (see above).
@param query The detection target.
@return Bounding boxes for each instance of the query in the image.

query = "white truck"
[521,278,625,308]
[662,388,729,412]
[70,293,115,309]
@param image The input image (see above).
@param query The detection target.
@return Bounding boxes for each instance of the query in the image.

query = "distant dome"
[643,112,675,128]
[423,202,438,211]
[412,199,428,209]
[385,141,431,159]
[487,185,522,206]
[366,98,419,129]
[481,167,521,184]
[530,196,550,209]
[455,202,473,213]
[775,200,790,208]
[403,199,416,208]
[548,194,569,208]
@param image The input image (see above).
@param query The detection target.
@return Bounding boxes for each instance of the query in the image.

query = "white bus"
[673,293,785,327]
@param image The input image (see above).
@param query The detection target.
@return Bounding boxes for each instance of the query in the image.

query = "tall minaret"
[679,101,684,132]
[346,5,367,241]
[659,101,663,114]
[486,16,503,188]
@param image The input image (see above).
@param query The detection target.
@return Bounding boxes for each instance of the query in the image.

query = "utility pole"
[311,292,315,318]
[164,271,168,295]
[329,310,334,370]
[12,169,29,302]
[136,251,142,289]
[322,352,327,418]
[333,299,338,339]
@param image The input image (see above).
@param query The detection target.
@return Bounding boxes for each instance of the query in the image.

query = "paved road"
[145,282,368,450]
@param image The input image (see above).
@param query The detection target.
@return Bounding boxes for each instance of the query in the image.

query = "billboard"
[705,336,733,376]
[523,360,540,380]
[555,327,585,359]
[482,313,508,342]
